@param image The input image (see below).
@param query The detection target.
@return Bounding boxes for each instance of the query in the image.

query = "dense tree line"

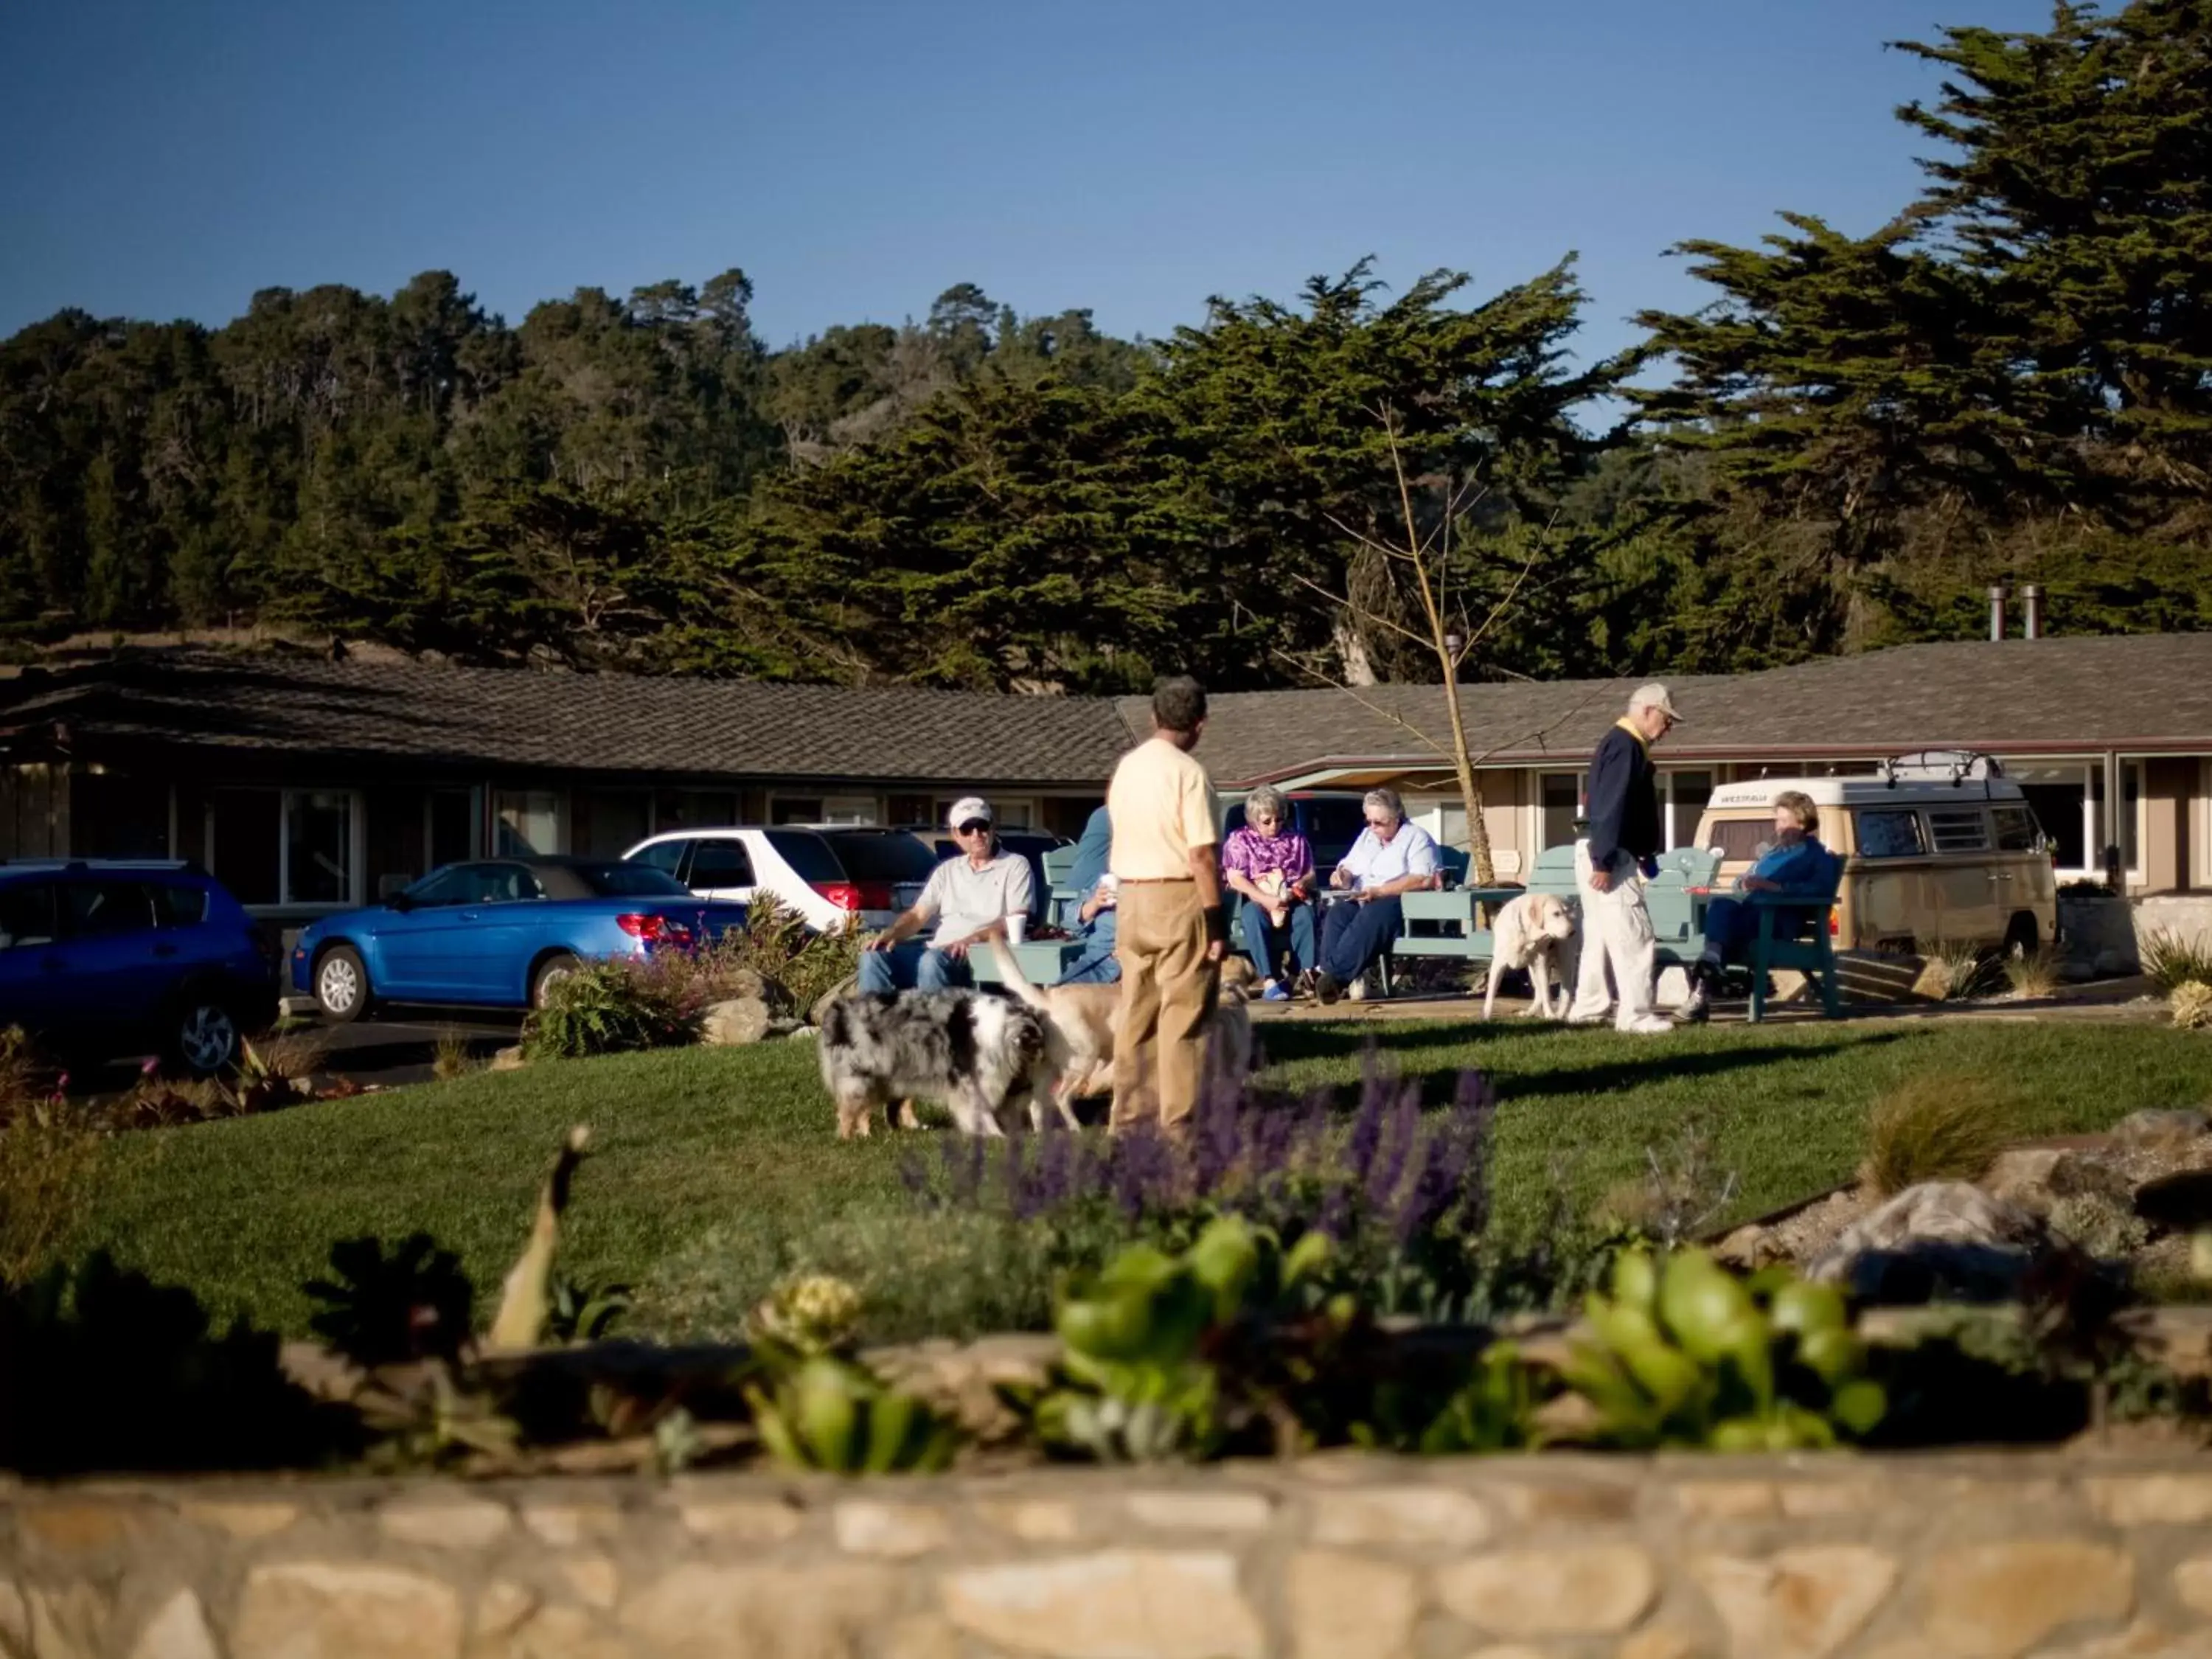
[4,0,2208,690]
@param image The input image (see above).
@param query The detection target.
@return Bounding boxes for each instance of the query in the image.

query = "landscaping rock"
[1805,1180,2059,1302]
[490,1045,526,1072]
[2112,1107,2212,1152]
[700,996,773,1046]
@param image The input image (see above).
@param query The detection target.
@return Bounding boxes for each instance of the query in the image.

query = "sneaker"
[1676,970,1712,1025]
[1620,1015,1675,1036]
[1314,971,1342,1006]
[1262,981,1290,1003]
[1565,1012,1611,1027]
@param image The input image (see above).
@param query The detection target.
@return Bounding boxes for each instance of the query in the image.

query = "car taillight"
[811,880,894,911]
[618,913,693,945]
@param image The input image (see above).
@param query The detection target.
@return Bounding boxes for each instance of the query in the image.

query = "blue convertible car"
[291,858,747,1020]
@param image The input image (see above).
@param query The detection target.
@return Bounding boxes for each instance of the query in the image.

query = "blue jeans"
[1239,900,1318,981]
[1320,894,1403,981]
[858,942,971,993]
[1700,895,1817,963]
[1054,940,1122,985]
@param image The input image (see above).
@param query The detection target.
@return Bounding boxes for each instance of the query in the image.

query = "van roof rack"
[1879,750,2005,790]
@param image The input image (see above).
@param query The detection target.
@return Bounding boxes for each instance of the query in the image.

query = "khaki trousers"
[1567,841,1658,1029]
[1111,879,1217,1133]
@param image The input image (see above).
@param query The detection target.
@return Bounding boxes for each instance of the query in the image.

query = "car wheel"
[530,953,581,1009]
[315,945,372,1023]
[170,995,243,1077]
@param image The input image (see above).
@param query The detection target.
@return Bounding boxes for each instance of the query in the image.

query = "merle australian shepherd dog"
[816,990,1052,1139]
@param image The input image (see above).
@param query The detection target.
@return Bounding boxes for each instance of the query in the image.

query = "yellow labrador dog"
[1482,891,1576,1020]
[985,939,1259,1121]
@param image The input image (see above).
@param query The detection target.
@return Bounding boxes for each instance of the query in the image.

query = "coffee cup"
[1006,913,1029,945]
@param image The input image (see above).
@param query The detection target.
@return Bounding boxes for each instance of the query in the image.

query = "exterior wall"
[2146,756,2195,893]
[9,1454,2212,1658]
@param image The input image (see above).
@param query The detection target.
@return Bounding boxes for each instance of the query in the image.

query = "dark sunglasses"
[956,821,992,836]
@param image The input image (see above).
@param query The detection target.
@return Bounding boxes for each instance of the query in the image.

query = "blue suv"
[0,861,274,1075]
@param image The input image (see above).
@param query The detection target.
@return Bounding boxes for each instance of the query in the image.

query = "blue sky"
[0,0,2056,365]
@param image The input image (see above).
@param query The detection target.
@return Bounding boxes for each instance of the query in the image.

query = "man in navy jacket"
[1566,684,1682,1033]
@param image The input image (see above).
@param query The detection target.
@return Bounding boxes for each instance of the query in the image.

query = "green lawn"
[61,1018,2212,1344]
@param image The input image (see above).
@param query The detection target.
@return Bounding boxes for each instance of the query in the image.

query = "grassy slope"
[67,1018,2212,1342]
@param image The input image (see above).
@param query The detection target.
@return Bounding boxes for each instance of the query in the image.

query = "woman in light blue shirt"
[1313,788,1440,1004]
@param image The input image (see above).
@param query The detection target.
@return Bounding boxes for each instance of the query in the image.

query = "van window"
[763,830,840,883]
[630,840,687,876]
[1706,819,1771,861]
[1926,807,1991,854]
[1992,804,2041,852]
[688,841,757,888]
[1856,810,1929,859]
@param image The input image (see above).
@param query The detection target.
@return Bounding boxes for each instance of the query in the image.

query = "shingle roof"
[1177,634,2212,784]
[0,651,1141,787]
[3,634,2207,790]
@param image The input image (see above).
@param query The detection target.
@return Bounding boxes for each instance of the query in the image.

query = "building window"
[427,788,477,870]
[1665,771,1714,852]
[576,790,653,857]
[1539,773,1581,850]
[494,790,563,855]
[771,796,823,826]
[819,796,879,826]
[206,788,358,908]
[2014,762,2142,877]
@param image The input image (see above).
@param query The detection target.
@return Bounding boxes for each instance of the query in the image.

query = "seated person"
[1677,790,1835,1023]
[1053,804,1121,987]
[1220,785,1317,1002]
[860,797,1035,993]
[1313,787,1441,1004]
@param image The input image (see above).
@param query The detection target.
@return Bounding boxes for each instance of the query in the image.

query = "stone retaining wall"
[11,1453,2212,1658]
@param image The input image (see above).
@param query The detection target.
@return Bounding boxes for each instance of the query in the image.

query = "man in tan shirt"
[1105,675,1225,1135]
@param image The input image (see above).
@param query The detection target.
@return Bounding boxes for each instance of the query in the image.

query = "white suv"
[622,827,939,933]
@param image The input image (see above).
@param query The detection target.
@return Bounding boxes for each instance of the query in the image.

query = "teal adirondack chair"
[1041,844,1084,930]
[1744,852,1846,1022]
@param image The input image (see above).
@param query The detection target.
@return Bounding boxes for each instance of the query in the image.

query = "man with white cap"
[859,796,1036,993]
[1566,683,1682,1034]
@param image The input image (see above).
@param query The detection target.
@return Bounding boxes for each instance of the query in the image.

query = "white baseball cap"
[1630,684,1684,722]
[947,797,993,830]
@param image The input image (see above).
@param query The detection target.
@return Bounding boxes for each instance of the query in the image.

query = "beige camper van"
[1690,753,2059,954]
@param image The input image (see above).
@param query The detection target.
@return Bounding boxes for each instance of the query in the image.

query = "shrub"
[1916,938,2000,1001]
[2002,945,2063,1000]
[432,1032,477,1081]
[2174,982,2212,1032]
[2146,929,2212,995]
[523,959,698,1060]
[693,895,863,1017]
[1861,1073,2017,1197]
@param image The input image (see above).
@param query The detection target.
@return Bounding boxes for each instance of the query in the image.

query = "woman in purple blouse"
[1221,785,1318,1001]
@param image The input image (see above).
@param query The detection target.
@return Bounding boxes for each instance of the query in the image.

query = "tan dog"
[1482,890,1577,1020]
[986,939,1259,1122]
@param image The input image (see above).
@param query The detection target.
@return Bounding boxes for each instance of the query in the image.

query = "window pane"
[1708,819,1770,860]
[687,841,756,888]
[571,863,689,897]
[480,864,543,903]
[151,883,208,925]
[63,881,158,936]
[494,791,561,855]
[0,883,58,947]
[428,790,476,868]
[765,830,839,881]
[1541,773,1581,850]
[667,791,740,830]
[1926,807,1990,853]
[630,840,687,876]
[1857,810,1929,859]
[771,797,824,826]
[821,832,939,881]
[209,790,280,906]
[577,790,652,857]
[1668,771,1713,852]
[1992,805,2041,852]
[285,791,352,905]
[2019,770,2088,869]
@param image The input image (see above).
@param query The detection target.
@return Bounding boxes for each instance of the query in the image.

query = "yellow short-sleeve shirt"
[1107,736,1220,880]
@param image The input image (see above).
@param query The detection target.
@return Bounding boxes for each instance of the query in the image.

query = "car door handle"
[459,911,482,922]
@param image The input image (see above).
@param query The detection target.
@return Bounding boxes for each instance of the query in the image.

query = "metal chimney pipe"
[1988,583,2011,642]
[2023,584,2044,640]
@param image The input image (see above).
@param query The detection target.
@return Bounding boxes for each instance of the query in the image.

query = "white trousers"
[1568,841,1658,1029]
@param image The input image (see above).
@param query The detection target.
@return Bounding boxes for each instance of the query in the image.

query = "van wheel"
[2003,914,2040,959]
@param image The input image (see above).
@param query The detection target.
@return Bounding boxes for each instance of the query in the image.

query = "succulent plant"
[744,1354,959,1475]
[1559,1247,1885,1451]
[2171,981,2212,1030]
